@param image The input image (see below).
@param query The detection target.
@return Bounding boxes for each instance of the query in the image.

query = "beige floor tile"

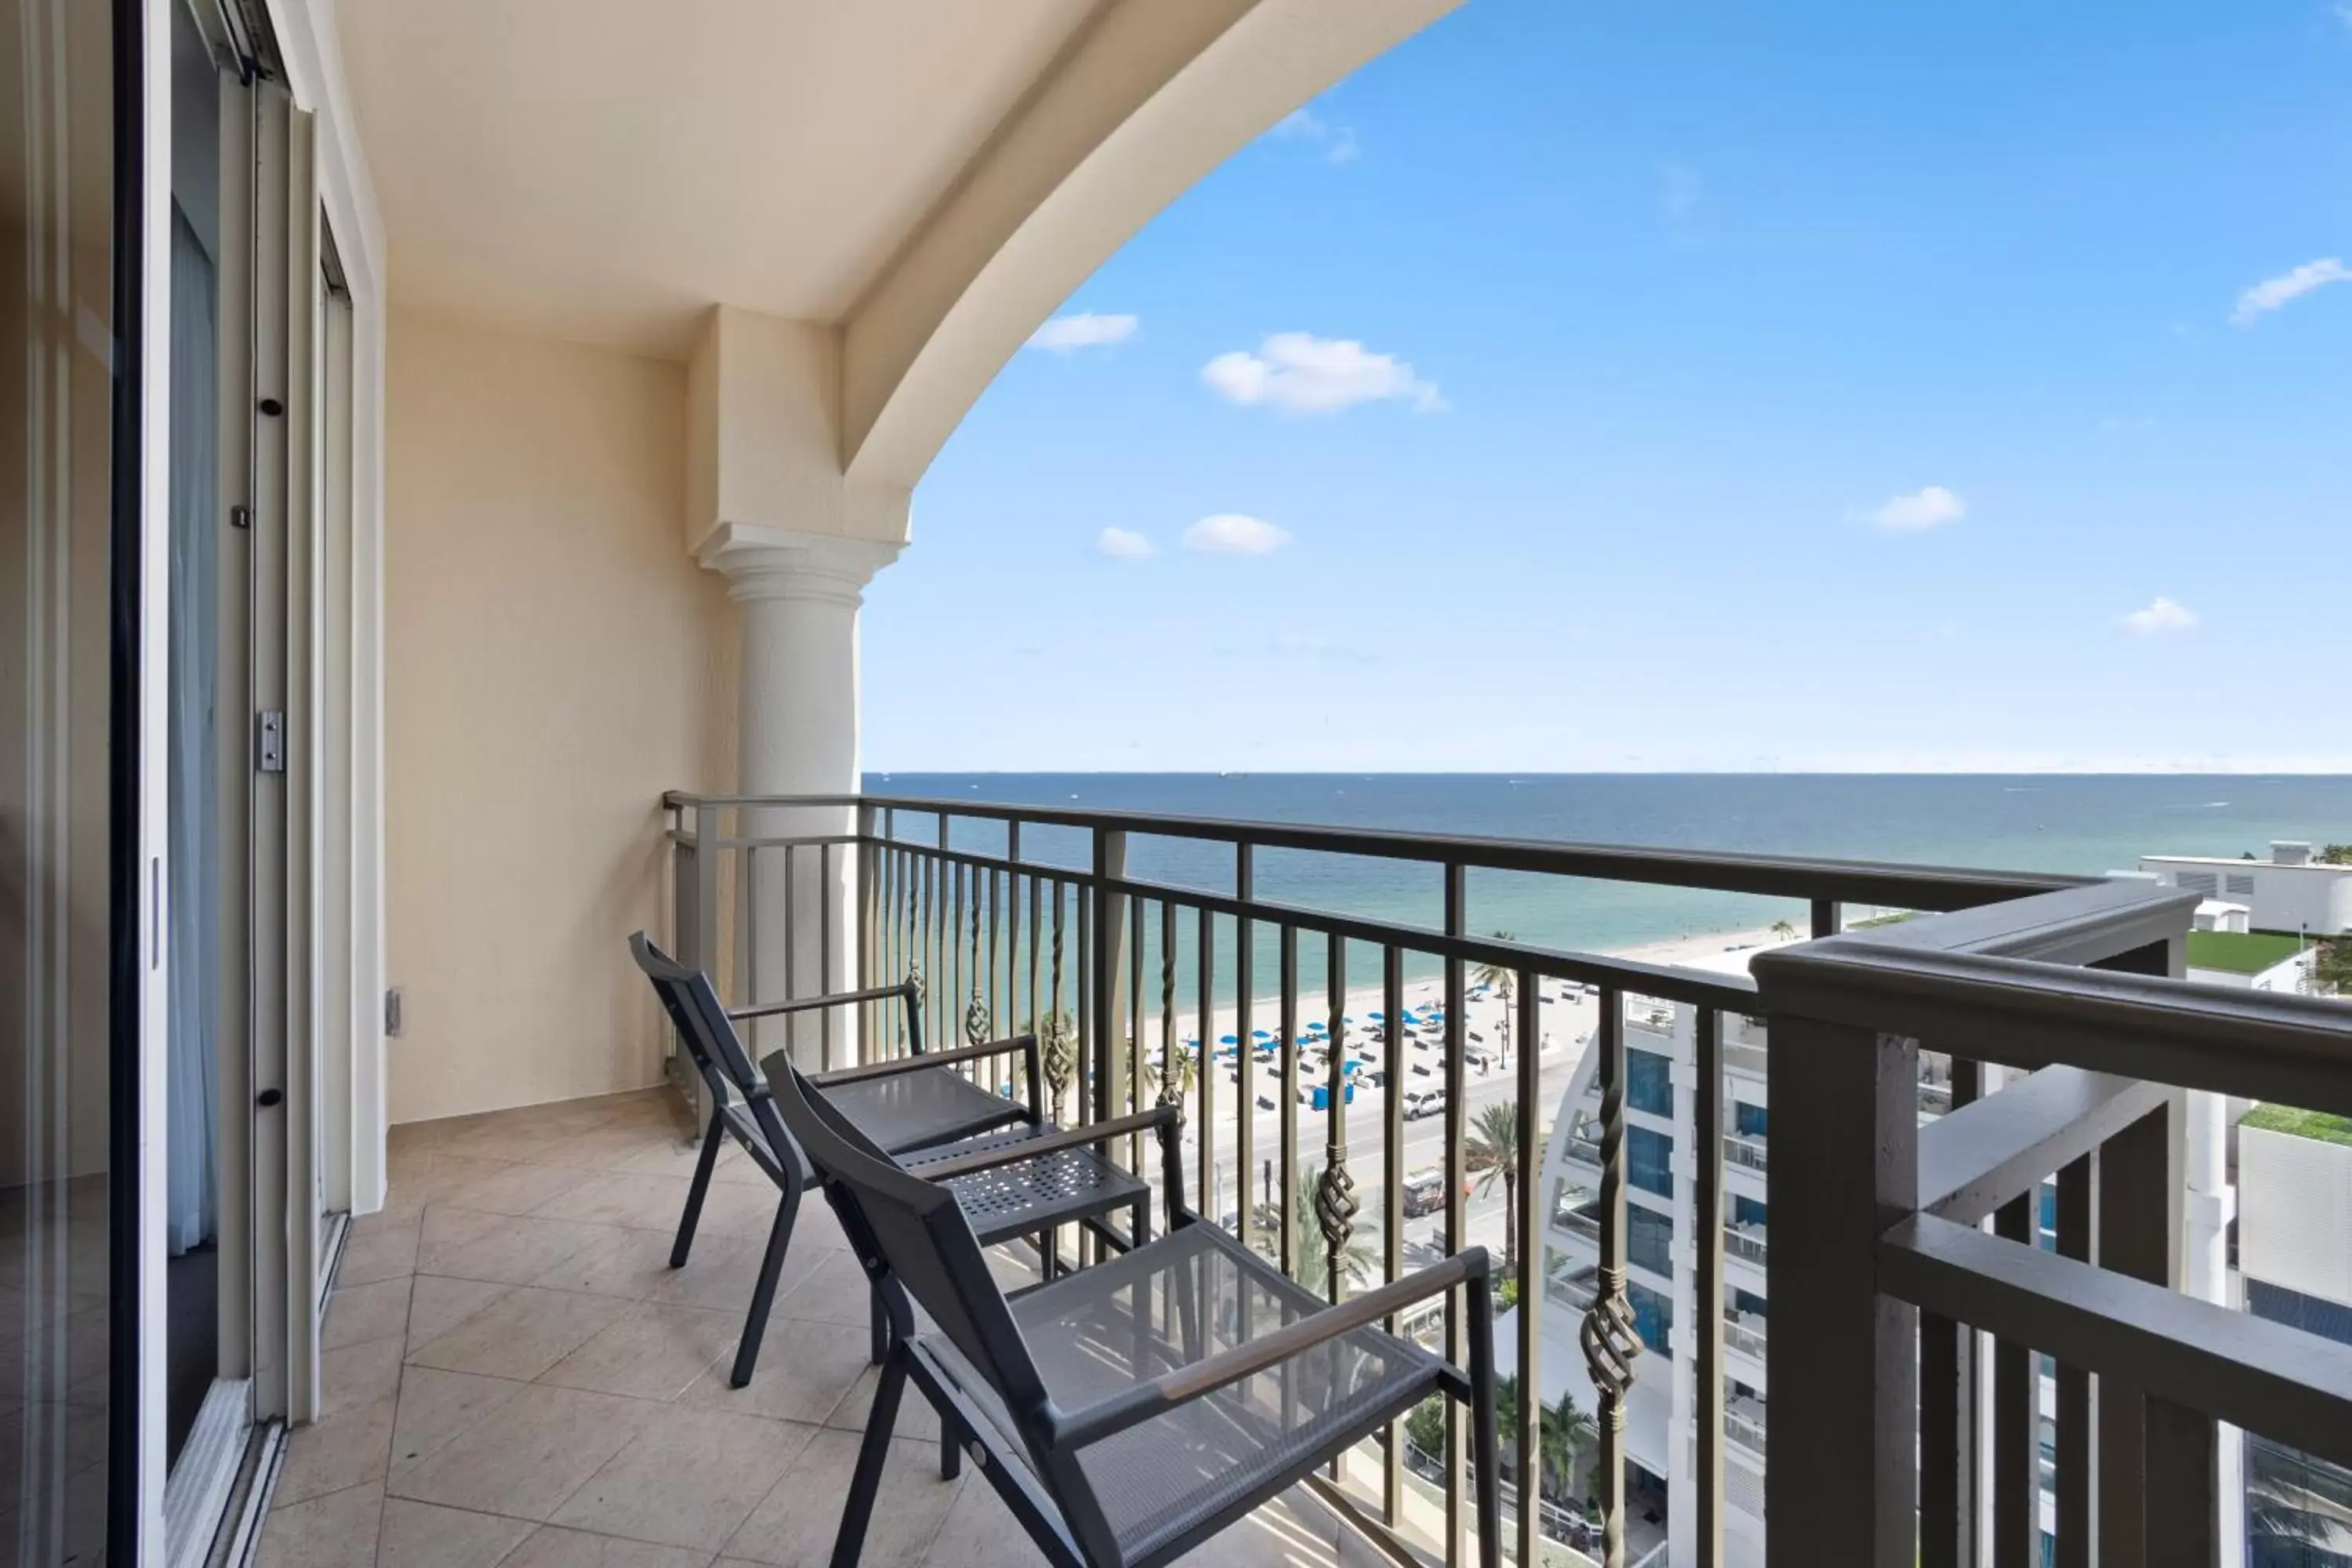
[532,1124,682,1173]
[256,1479,384,1568]
[437,1160,588,1216]
[529,1226,687,1300]
[916,1474,1048,1568]
[551,1406,815,1552]
[648,1231,806,1313]
[387,1383,659,1521]
[417,1209,622,1287]
[824,1365,941,1446]
[1173,1489,1341,1568]
[420,1152,527,1199]
[405,1275,514,1351]
[681,1318,869,1425]
[724,1430,957,1568]
[538,1304,742,1401]
[691,1181,793,1240]
[320,1338,407,1419]
[324,1276,415,1351]
[769,1250,874,1328]
[505,1525,718,1567]
[389,1367,529,1476]
[275,1392,397,1506]
[376,1498,535,1568]
[407,1286,631,1381]
[533,1171,699,1231]
[337,1224,421,1287]
[612,1137,730,1182]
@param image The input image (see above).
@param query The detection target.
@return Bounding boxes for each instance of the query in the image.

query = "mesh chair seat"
[923,1222,1446,1565]
[821,1065,1029,1155]
[908,1135,1151,1241]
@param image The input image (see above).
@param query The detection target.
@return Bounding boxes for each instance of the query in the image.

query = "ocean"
[865,772,2352,1000]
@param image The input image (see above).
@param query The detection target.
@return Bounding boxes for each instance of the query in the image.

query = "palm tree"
[1473,931,1519,1067]
[1140,1040,1198,1103]
[1253,1163,1381,1295]
[1493,1377,1599,1504]
[1769,918,1797,942]
[1539,1392,1599,1502]
[1465,1100,1523,1271]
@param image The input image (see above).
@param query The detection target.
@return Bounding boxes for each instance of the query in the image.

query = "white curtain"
[167,205,220,1257]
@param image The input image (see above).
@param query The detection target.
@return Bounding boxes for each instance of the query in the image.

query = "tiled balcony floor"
[265,1087,1369,1568]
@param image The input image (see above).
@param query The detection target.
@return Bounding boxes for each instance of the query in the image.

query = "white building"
[2140,843,2352,937]
[1509,948,1784,1568]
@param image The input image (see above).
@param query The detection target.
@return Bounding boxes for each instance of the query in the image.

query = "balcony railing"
[1722,1130,1769,1174]
[1724,1223,1769,1268]
[1725,1403,1769,1458]
[1725,1312,1768,1361]
[660,790,2352,1568]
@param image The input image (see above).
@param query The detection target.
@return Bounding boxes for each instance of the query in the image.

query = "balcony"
[1725,1312,1769,1362]
[463,789,2352,1568]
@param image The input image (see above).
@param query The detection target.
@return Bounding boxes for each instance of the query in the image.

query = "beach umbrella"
[1220,1034,1238,1044]
[1253,1029,1272,1040]
[1369,1011,1385,1021]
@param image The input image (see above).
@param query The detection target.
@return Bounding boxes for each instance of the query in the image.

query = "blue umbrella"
[1220,1034,1239,1044]
[1369,1011,1385,1021]
[1253,1029,1272,1040]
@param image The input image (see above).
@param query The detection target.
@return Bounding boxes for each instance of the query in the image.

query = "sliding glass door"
[2,0,139,1560]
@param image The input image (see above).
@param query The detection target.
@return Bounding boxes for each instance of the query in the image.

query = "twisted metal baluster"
[1581,988,1639,1568]
[1044,880,1071,1119]
[964,873,988,1048]
[1319,932,1357,1307]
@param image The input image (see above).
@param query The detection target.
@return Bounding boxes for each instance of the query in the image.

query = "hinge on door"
[256,710,285,774]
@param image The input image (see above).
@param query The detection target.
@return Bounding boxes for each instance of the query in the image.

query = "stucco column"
[702,526,899,1069]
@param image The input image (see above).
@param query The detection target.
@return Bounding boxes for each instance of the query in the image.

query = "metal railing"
[660,790,2148,1568]
[1722,1131,1768,1174]
[1725,1406,1769,1458]
[1754,877,2352,1568]
[1724,1224,1769,1268]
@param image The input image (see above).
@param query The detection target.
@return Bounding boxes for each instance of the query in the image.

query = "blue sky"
[865,0,2352,773]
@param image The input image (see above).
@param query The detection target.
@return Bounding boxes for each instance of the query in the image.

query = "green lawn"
[2240,1103,2352,1148]
[2185,929,2305,975]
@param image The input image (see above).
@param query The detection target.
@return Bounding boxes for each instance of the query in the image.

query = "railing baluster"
[2143,1397,2217,1567]
[1922,1058,1979,1568]
[1279,924,1301,1279]
[1196,906,1216,1220]
[1994,1190,2035,1567]
[1160,898,1179,1199]
[1381,942,1406,1528]
[1235,844,1255,1254]
[1443,863,1470,1566]
[2054,1152,2092,1568]
[2096,1101,2175,1568]
[1515,966,1541,1568]
[820,842,834,1069]
[1584,985,1632,1568]
[1129,895,1147,1171]
[1693,1004,1724,1568]
[1321,935,1355,1306]
[782,844,797,1058]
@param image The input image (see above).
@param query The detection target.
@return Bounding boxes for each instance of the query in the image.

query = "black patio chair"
[760,1046,1503,1568]
[630,932,1160,1388]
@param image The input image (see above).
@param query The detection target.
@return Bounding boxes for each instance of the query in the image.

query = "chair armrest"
[1044,1247,1494,1452]
[728,982,913,1024]
[812,1033,1036,1087]
[909,1105,1174,1181]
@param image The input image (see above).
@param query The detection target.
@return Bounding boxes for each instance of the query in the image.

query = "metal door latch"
[256,710,285,774]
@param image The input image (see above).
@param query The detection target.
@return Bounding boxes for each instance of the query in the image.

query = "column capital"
[695,521,902,608]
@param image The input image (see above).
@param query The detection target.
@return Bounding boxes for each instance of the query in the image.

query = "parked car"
[1403,1085,1446,1120]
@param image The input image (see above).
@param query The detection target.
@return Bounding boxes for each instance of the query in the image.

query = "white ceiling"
[336,0,1101,359]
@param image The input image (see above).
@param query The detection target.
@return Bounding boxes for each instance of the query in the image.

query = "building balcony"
[1724,1223,1769,1269]
[1725,1312,1769,1363]
[1725,1399,1769,1459]
[1723,1131,1769,1174]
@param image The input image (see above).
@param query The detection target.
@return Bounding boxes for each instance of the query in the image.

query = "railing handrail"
[666,789,2090,912]
[1756,918,2352,1117]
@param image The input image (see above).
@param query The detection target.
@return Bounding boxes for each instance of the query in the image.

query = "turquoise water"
[866,772,2352,1004]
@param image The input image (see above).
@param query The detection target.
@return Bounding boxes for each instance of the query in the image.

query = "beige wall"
[386,311,736,1123]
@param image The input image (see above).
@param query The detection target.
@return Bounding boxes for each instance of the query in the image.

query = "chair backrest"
[628,931,800,1188]
[759,1047,1061,1440]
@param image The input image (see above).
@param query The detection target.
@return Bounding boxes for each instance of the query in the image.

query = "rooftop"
[2184,929,2307,975]
[2238,1103,2352,1149]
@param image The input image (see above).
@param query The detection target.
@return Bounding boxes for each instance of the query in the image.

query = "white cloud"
[1860,485,1966,532]
[1027,312,1139,351]
[2122,596,2198,635]
[1096,527,1153,561]
[1183,514,1290,555]
[1269,107,1359,164]
[2230,258,2351,325]
[1200,333,1445,415]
